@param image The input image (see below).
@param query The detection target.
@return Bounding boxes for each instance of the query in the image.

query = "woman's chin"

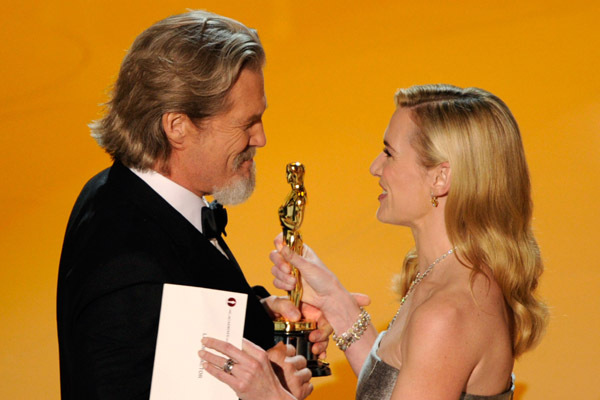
[375,209,389,224]
[375,209,409,227]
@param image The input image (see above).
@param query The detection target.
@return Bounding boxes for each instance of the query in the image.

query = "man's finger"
[266,341,288,363]
[268,296,301,321]
[286,354,308,370]
[285,344,296,357]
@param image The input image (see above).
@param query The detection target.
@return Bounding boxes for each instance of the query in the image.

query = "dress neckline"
[369,330,514,398]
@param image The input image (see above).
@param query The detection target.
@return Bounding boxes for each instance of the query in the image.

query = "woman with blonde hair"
[201,84,547,399]
[269,84,548,399]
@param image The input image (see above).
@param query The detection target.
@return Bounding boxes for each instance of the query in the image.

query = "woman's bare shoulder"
[406,293,476,355]
[407,272,509,356]
[389,268,513,397]
[392,295,480,397]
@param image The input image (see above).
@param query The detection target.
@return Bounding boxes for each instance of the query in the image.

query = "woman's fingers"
[271,266,296,292]
[353,292,372,307]
[272,236,313,274]
[274,233,285,251]
[270,249,297,291]
[277,242,333,292]
[269,249,291,272]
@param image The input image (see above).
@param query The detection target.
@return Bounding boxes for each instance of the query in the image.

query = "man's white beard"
[212,163,256,205]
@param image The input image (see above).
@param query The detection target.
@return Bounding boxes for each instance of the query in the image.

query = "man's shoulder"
[61,163,171,271]
[82,165,111,193]
[58,167,177,302]
[67,162,159,233]
[73,161,138,206]
[68,163,123,220]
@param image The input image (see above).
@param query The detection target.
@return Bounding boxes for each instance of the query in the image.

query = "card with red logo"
[150,284,247,400]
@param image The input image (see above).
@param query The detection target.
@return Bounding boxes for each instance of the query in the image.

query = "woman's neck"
[411,215,454,274]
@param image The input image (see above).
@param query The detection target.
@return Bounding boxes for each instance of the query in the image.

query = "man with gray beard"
[57,11,322,400]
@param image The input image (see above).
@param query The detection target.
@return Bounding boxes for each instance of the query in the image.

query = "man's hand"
[268,342,313,400]
[200,338,297,400]
[261,295,332,359]
[262,294,370,359]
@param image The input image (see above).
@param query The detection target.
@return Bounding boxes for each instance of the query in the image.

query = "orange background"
[1,1,599,399]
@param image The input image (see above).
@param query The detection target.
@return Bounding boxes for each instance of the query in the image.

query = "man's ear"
[161,112,187,149]
[431,161,451,197]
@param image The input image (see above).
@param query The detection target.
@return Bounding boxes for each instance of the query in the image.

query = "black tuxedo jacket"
[57,161,274,399]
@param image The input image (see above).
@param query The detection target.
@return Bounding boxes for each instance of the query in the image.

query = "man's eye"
[383,149,392,157]
[245,120,260,130]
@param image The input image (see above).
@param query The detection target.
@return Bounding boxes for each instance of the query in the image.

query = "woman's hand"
[270,234,343,312]
[199,337,311,400]
[269,234,378,377]
[270,234,371,317]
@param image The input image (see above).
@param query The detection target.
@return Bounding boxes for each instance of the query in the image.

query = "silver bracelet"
[332,307,371,351]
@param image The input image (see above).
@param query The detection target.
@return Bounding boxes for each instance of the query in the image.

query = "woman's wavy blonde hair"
[393,84,548,358]
[90,10,265,171]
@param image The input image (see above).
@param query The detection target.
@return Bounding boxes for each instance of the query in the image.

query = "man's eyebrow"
[246,112,263,124]
[246,103,267,123]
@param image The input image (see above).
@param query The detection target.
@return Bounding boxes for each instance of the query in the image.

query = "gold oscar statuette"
[273,162,331,377]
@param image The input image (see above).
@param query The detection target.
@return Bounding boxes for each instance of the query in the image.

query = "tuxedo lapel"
[108,161,246,281]
[216,236,240,269]
[109,162,198,247]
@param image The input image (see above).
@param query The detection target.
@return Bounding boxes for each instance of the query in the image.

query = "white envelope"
[150,284,247,400]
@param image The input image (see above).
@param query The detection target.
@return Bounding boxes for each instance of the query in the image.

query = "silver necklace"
[388,247,456,329]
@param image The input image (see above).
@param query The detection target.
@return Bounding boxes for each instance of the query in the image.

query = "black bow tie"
[201,201,228,239]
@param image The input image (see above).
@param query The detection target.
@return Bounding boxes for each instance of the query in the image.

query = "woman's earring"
[431,193,439,208]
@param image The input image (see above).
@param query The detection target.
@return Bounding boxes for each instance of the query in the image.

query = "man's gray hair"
[90,10,265,170]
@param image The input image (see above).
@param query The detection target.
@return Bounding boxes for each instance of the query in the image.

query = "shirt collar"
[130,167,207,233]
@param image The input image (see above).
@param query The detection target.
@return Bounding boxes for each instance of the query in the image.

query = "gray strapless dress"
[356,332,514,400]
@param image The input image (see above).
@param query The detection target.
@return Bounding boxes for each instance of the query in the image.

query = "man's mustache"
[234,147,256,169]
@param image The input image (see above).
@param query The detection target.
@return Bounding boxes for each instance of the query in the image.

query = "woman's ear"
[161,112,187,149]
[431,161,451,197]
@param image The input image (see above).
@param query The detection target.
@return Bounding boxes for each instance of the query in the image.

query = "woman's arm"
[270,235,378,375]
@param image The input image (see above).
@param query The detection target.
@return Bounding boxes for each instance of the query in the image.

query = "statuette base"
[274,319,332,377]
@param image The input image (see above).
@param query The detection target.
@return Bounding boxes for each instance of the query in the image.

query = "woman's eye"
[383,149,392,157]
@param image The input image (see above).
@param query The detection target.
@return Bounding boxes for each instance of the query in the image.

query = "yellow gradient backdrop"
[1,1,599,399]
